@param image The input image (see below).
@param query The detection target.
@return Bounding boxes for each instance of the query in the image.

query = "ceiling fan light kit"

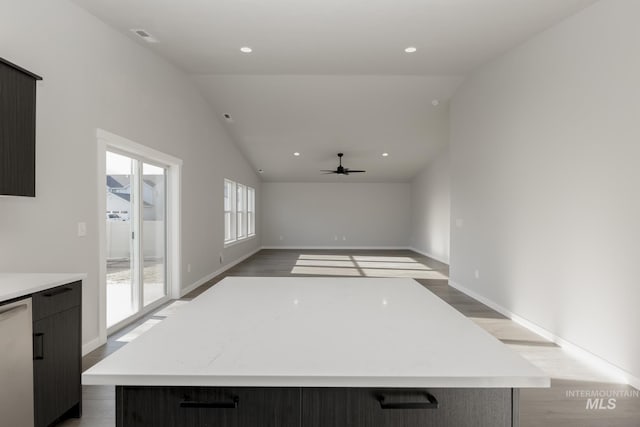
[321,153,366,176]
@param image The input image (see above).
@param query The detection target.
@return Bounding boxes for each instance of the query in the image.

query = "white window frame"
[247,186,255,237]
[224,179,237,244]
[237,183,247,240]
[224,179,256,246]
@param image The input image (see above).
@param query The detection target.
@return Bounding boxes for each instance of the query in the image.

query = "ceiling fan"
[322,153,366,175]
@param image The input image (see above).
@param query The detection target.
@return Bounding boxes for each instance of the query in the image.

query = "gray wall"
[450,0,639,384]
[410,147,450,263]
[261,183,410,248]
[0,0,260,348]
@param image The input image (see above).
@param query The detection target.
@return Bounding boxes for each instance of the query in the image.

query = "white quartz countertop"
[83,277,550,388]
[0,273,86,303]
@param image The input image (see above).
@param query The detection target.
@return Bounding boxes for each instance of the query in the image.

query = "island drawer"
[116,386,301,427]
[302,387,516,427]
[32,281,81,321]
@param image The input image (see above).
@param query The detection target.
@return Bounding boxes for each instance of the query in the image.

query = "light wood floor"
[62,249,640,426]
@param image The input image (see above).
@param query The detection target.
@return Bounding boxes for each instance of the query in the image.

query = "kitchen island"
[83,277,549,426]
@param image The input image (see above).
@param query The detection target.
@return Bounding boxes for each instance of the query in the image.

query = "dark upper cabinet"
[0,57,42,197]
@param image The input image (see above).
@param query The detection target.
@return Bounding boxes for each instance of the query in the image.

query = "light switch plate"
[77,222,87,237]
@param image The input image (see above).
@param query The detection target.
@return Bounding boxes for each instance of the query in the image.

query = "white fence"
[106,221,164,260]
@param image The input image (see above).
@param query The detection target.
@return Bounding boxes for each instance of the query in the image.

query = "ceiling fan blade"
[321,155,366,175]
[322,172,337,174]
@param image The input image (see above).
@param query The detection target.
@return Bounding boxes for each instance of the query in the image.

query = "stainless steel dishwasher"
[0,297,34,427]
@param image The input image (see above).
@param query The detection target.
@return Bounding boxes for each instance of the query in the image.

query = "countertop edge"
[82,373,551,389]
[0,273,87,303]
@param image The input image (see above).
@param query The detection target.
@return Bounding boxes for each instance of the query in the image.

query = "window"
[237,183,246,239]
[224,179,256,245]
[224,179,236,243]
[247,187,255,236]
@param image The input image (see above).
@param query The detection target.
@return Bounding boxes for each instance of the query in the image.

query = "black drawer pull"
[43,287,73,297]
[377,392,439,409]
[180,397,239,409]
[33,333,44,360]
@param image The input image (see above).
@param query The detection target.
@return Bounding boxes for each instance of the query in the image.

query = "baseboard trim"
[82,335,105,357]
[448,280,640,390]
[180,247,262,297]
[408,247,449,265]
[261,246,411,250]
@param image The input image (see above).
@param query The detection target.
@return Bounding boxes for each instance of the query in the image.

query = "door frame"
[97,129,182,342]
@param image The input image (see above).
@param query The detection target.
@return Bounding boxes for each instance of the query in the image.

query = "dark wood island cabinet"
[32,281,82,427]
[116,385,518,427]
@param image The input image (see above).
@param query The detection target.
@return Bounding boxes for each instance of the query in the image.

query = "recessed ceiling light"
[223,113,233,122]
[293,152,300,157]
[258,169,264,174]
[404,46,417,53]
[382,152,389,157]
[131,29,158,43]
[432,99,440,106]
[240,46,253,53]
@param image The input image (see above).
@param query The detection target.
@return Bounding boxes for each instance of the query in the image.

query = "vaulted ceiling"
[72,0,597,181]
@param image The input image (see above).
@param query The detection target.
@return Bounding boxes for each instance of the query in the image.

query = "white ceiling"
[195,75,460,182]
[72,0,598,181]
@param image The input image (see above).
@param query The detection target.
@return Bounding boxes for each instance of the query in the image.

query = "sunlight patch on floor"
[295,259,357,268]
[351,256,418,263]
[292,254,444,279]
[153,300,190,317]
[291,266,362,276]
[116,319,162,343]
[298,254,353,261]
[355,261,432,270]
[469,317,623,384]
[361,269,449,279]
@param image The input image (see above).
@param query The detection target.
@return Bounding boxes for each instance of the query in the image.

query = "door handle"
[179,396,239,409]
[33,333,44,360]
[0,303,27,322]
[377,392,439,409]
[43,287,72,297]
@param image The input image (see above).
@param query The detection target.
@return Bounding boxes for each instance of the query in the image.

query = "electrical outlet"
[474,269,480,279]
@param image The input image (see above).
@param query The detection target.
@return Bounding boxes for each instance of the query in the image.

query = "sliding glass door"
[106,151,167,328]
[142,162,166,307]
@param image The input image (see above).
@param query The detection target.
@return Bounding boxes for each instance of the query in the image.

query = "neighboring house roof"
[108,175,131,188]
[107,175,124,188]
[107,175,163,191]
[111,192,152,207]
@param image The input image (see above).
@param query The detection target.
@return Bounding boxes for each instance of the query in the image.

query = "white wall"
[410,147,450,263]
[450,0,640,385]
[0,0,260,349]
[261,183,410,248]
